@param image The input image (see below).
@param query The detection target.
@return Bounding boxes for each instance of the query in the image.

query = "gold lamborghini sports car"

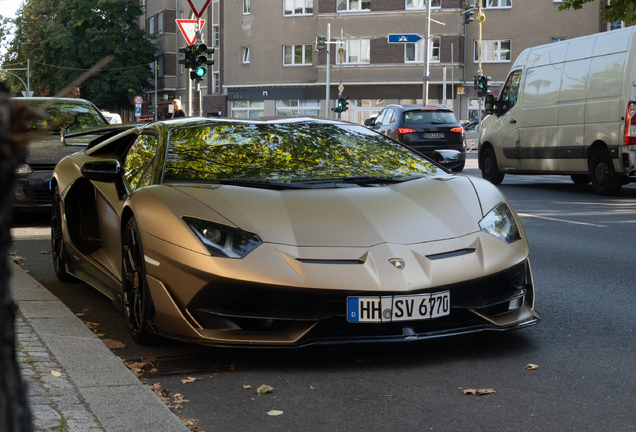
[51,117,540,347]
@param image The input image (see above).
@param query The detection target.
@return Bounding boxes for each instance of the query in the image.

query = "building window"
[405,37,440,63]
[214,25,220,47]
[483,0,511,8]
[243,0,250,14]
[276,100,320,116]
[342,39,370,64]
[474,39,511,62]
[232,100,264,118]
[213,72,220,93]
[551,37,566,43]
[284,0,313,15]
[337,0,371,12]
[157,12,163,34]
[148,16,154,36]
[242,47,250,64]
[609,20,624,31]
[283,45,313,66]
[157,57,164,76]
[405,0,441,9]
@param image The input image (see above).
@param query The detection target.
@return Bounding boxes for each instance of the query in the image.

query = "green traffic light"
[196,67,206,77]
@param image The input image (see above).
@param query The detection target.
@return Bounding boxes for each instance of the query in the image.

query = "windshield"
[403,110,458,125]
[164,122,443,184]
[28,101,108,134]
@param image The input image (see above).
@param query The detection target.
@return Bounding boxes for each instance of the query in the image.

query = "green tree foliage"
[3,0,156,109]
[559,0,636,25]
[0,15,13,53]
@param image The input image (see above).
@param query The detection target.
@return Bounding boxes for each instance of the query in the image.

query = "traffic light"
[315,35,326,52]
[477,75,489,97]
[338,96,349,112]
[463,2,475,25]
[190,43,215,81]
[148,104,154,113]
[178,46,193,69]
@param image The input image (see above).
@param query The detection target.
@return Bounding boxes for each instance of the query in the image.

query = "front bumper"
[140,230,540,347]
[14,171,53,210]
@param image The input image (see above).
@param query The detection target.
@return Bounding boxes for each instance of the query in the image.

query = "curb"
[10,264,189,432]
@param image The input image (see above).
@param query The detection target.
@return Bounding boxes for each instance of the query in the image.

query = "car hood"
[25,134,91,165]
[172,175,485,247]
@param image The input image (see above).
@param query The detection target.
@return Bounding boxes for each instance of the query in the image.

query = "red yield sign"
[186,0,211,18]
[176,19,206,46]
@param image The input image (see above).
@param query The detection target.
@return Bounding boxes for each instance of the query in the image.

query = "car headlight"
[479,202,521,244]
[16,163,33,174]
[183,217,262,258]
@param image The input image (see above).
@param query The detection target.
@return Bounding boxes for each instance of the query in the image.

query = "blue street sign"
[134,107,142,114]
[388,34,422,44]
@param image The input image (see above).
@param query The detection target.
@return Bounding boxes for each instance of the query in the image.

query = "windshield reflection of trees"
[164,123,440,183]
[28,102,107,134]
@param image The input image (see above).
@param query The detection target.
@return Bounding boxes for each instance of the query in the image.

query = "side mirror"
[484,95,496,115]
[430,150,464,171]
[364,118,374,127]
[81,159,121,182]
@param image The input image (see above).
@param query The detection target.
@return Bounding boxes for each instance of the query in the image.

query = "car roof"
[14,97,98,106]
[156,116,357,128]
[386,104,452,111]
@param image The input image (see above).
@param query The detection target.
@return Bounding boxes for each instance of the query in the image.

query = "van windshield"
[403,110,458,125]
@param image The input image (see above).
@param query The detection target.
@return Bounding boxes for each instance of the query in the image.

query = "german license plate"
[347,291,450,323]
[425,133,444,139]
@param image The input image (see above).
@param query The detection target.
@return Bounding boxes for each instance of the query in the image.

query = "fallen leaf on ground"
[41,251,50,254]
[102,339,126,349]
[257,384,274,395]
[525,364,539,370]
[267,410,283,416]
[10,255,25,264]
[50,370,61,377]
[173,393,190,404]
[178,416,203,431]
[243,384,252,389]
[463,388,496,396]
[75,313,84,316]
[309,385,314,389]
[125,359,155,377]
[181,377,202,384]
[149,368,158,373]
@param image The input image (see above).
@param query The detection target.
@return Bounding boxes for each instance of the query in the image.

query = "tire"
[481,147,505,185]
[122,217,159,345]
[570,174,591,185]
[51,186,76,283]
[451,161,466,172]
[590,151,622,196]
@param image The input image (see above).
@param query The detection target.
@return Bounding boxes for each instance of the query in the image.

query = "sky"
[0,0,21,18]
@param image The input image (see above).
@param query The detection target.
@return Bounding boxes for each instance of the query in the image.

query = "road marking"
[517,213,607,228]
[11,227,51,240]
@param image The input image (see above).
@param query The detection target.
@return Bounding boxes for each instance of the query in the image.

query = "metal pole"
[27,59,30,95]
[422,0,431,104]
[451,44,454,112]
[443,66,446,106]
[154,61,158,122]
[326,23,331,119]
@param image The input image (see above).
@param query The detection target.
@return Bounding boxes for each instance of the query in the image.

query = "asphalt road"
[10,156,636,431]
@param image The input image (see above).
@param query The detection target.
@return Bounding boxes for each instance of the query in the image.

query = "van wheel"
[570,174,591,185]
[590,151,622,196]
[481,147,504,185]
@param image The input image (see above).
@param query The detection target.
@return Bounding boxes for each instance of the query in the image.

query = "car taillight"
[397,128,416,134]
[625,102,636,145]
[450,127,464,134]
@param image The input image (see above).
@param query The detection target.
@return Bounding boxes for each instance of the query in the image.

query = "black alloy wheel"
[481,147,505,185]
[590,151,622,196]
[122,217,158,345]
[51,185,76,282]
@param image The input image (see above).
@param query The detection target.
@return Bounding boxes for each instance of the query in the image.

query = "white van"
[479,26,636,195]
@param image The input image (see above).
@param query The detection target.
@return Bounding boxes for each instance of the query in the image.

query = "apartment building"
[140,0,225,118]
[222,0,602,123]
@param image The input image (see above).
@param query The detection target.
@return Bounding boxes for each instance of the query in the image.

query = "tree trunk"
[0,83,35,432]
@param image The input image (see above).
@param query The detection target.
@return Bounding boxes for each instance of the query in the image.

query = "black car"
[365,104,466,171]
[13,97,121,211]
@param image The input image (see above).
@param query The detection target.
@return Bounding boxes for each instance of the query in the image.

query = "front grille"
[187,260,531,338]
[30,164,57,171]
[24,190,51,202]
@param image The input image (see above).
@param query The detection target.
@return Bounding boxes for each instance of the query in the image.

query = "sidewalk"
[10,263,189,432]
